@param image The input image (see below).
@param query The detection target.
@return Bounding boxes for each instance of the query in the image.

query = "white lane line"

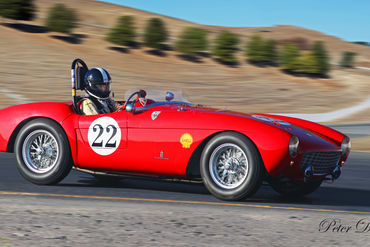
[275,96,370,122]
[356,66,370,71]
[0,88,30,104]
[0,191,369,214]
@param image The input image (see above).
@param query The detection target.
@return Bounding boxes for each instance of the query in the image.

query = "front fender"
[259,113,345,144]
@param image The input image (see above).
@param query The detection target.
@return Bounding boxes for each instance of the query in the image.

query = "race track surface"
[0,152,370,212]
[1,152,370,246]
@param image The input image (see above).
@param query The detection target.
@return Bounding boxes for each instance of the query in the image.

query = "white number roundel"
[88,117,121,155]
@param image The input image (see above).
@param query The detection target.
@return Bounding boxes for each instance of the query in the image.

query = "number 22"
[92,124,117,148]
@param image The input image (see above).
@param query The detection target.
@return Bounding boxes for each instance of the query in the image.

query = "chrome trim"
[209,143,249,189]
[22,130,59,174]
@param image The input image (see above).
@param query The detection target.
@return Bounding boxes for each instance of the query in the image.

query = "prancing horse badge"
[151,111,161,120]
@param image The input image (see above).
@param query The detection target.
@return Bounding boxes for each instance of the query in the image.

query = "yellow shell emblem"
[180,133,193,149]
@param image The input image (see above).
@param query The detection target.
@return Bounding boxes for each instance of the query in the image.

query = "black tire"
[268,177,323,197]
[14,118,73,185]
[200,132,263,201]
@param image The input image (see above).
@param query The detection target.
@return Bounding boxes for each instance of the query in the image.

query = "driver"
[79,68,121,115]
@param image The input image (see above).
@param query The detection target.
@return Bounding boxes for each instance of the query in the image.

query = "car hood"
[189,106,341,149]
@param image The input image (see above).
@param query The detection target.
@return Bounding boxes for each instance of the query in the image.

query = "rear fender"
[0,102,76,153]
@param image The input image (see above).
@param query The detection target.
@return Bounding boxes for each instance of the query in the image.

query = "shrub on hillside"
[106,15,136,46]
[212,31,240,64]
[263,39,278,63]
[246,34,277,64]
[312,41,330,75]
[279,43,300,71]
[340,51,356,68]
[0,0,35,21]
[143,18,168,49]
[280,41,330,77]
[292,51,319,74]
[246,34,264,62]
[45,3,77,34]
[175,27,208,55]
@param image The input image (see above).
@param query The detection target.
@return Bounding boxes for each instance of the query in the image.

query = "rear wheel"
[14,118,72,185]
[268,177,323,197]
[200,132,263,201]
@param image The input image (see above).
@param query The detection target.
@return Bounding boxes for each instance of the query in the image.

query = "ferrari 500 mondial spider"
[0,59,351,201]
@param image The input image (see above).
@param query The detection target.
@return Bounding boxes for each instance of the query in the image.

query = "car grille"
[300,151,341,174]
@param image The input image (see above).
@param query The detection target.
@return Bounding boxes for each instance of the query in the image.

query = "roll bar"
[71,58,88,113]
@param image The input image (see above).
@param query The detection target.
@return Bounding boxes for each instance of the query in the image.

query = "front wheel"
[268,177,323,197]
[14,118,73,185]
[200,132,263,201]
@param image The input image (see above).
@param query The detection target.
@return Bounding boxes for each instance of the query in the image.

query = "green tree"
[340,51,356,68]
[212,31,240,64]
[143,18,168,49]
[175,27,208,55]
[312,41,330,75]
[246,34,264,62]
[263,39,278,63]
[294,51,319,74]
[279,43,300,71]
[246,35,277,64]
[0,0,35,21]
[45,4,77,34]
[106,15,136,46]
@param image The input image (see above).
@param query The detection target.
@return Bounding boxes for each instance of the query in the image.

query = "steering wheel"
[116,89,146,112]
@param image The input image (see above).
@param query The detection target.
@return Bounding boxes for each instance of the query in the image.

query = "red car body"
[0,101,349,181]
[0,58,351,201]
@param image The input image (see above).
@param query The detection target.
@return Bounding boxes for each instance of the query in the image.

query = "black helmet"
[84,68,112,99]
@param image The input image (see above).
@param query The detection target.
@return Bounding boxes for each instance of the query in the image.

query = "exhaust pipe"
[304,165,313,182]
[331,165,341,180]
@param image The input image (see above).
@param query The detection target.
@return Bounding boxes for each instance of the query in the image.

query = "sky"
[100,0,370,42]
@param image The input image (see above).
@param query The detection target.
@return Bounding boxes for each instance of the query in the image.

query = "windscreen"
[124,87,191,103]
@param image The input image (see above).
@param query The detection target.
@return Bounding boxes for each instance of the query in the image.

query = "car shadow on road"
[260,186,370,208]
[59,175,210,195]
[58,174,370,209]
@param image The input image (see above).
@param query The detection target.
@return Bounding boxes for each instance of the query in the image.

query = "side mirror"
[125,103,135,113]
[166,92,174,101]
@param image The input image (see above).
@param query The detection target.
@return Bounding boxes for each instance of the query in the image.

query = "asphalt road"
[0,151,370,212]
[330,123,370,138]
[1,152,370,246]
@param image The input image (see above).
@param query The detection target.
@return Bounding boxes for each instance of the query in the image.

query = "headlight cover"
[289,136,299,157]
[341,136,351,156]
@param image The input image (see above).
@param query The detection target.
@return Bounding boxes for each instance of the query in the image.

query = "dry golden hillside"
[0,0,369,123]
[32,0,370,62]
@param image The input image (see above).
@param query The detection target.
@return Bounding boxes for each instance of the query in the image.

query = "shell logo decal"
[180,133,193,149]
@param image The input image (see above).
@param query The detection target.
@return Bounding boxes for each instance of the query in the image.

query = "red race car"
[0,59,351,201]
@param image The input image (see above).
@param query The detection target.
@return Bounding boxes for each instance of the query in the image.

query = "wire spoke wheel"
[209,143,249,189]
[200,132,263,201]
[15,118,72,185]
[22,130,59,174]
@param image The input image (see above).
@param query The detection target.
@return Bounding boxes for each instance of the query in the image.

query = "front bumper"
[280,149,348,182]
